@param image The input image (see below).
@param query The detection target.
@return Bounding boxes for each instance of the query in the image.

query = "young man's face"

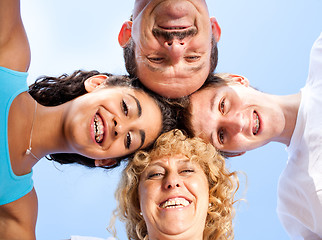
[119,0,221,98]
[189,80,286,154]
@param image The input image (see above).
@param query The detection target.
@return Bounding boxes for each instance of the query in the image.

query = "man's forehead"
[133,0,153,18]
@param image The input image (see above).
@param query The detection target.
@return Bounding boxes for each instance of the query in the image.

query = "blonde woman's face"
[138,155,209,239]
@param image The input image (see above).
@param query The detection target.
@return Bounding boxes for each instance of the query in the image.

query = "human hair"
[123,35,218,78]
[111,129,239,240]
[28,70,179,169]
[177,73,229,137]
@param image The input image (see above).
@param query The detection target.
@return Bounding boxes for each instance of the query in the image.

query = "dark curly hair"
[28,70,179,169]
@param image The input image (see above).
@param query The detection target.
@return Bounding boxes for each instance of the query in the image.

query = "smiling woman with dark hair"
[0,1,177,239]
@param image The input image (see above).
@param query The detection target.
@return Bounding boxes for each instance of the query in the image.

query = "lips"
[253,111,260,135]
[159,197,191,209]
[93,113,105,143]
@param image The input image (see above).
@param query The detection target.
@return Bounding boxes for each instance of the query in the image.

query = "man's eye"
[219,98,225,114]
[185,56,200,62]
[125,132,132,149]
[122,100,128,116]
[147,57,164,63]
[218,129,225,144]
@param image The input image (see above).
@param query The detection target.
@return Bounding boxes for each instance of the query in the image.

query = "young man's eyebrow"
[128,94,142,117]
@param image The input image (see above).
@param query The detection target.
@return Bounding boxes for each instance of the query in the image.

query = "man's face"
[189,80,286,154]
[119,0,220,98]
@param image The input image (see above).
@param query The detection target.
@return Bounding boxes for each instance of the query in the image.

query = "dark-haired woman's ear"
[84,75,109,92]
[94,159,117,167]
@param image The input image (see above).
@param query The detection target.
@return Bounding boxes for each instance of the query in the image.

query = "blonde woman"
[111,129,239,240]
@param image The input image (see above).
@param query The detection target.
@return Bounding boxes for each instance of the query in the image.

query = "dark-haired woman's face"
[63,86,162,159]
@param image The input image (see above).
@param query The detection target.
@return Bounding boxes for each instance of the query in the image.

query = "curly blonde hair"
[110,129,239,240]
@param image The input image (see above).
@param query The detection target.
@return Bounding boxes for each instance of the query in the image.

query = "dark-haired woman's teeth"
[94,114,104,143]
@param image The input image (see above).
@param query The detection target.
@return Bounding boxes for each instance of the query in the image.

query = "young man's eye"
[219,98,225,114]
[218,129,225,144]
[122,100,128,116]
[125,132,132,149]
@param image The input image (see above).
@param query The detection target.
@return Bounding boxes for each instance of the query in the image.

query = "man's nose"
[164,38,185,62]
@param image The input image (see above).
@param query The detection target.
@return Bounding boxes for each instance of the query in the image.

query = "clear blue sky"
[21,0,322,239]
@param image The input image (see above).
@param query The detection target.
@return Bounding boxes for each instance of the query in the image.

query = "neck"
[272,92,301,146]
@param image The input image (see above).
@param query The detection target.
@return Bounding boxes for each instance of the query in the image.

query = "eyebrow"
[139,130,146,150]
[127,94,145,149]
[128,94,142,117]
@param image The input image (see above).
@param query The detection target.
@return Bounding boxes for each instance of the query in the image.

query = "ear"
[229,74,249,87]
[95,159,118,167]
[84,75,109,92]
[118,21,133,48]
[210,17,221,42]
[224,151,246,158]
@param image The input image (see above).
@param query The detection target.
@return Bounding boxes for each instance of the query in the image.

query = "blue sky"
[20,0,322,239]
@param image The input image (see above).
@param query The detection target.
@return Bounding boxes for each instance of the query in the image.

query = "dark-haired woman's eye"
[125,132,132,149]
[122,100,128,116]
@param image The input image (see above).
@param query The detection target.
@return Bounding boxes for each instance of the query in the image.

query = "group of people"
[1,0,321,240]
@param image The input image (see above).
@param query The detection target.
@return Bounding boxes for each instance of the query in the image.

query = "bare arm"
[0,188,38,240]
[0,0,30,72]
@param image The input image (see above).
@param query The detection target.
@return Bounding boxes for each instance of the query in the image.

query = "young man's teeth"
[160,198,190,209]
[94,114,104,143]
[253,112,259,135]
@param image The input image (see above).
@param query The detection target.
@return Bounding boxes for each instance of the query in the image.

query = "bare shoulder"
[0,188,38,240]
[0,0,30,72]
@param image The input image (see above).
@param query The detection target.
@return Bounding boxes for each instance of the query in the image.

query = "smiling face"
[139,155,209,239]
[189,81,286,154]
[119,0,221,98]
[63,86,162,160]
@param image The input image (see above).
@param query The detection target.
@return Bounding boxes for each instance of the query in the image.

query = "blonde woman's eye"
[148,172,163,179]
[218,129,225,144]
[181,169,194,174]
[122,100,128,116]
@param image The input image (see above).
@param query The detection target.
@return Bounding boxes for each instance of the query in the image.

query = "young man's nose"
[225,112,245,134]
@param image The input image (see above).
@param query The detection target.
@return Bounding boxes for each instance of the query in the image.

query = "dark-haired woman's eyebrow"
[139,130,146,150]
[128,94,142,117]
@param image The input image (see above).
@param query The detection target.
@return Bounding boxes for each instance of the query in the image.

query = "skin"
[0,1,162,238]
[189,75,301,155]
[139,155,209,240]
[118,0,221,98]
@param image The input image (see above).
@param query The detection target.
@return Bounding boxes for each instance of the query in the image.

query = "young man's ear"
[210,17,221,42]
[84,75,109,92]
[229,74,249,87]
[94,159,118,167]
[118,21,133,48]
